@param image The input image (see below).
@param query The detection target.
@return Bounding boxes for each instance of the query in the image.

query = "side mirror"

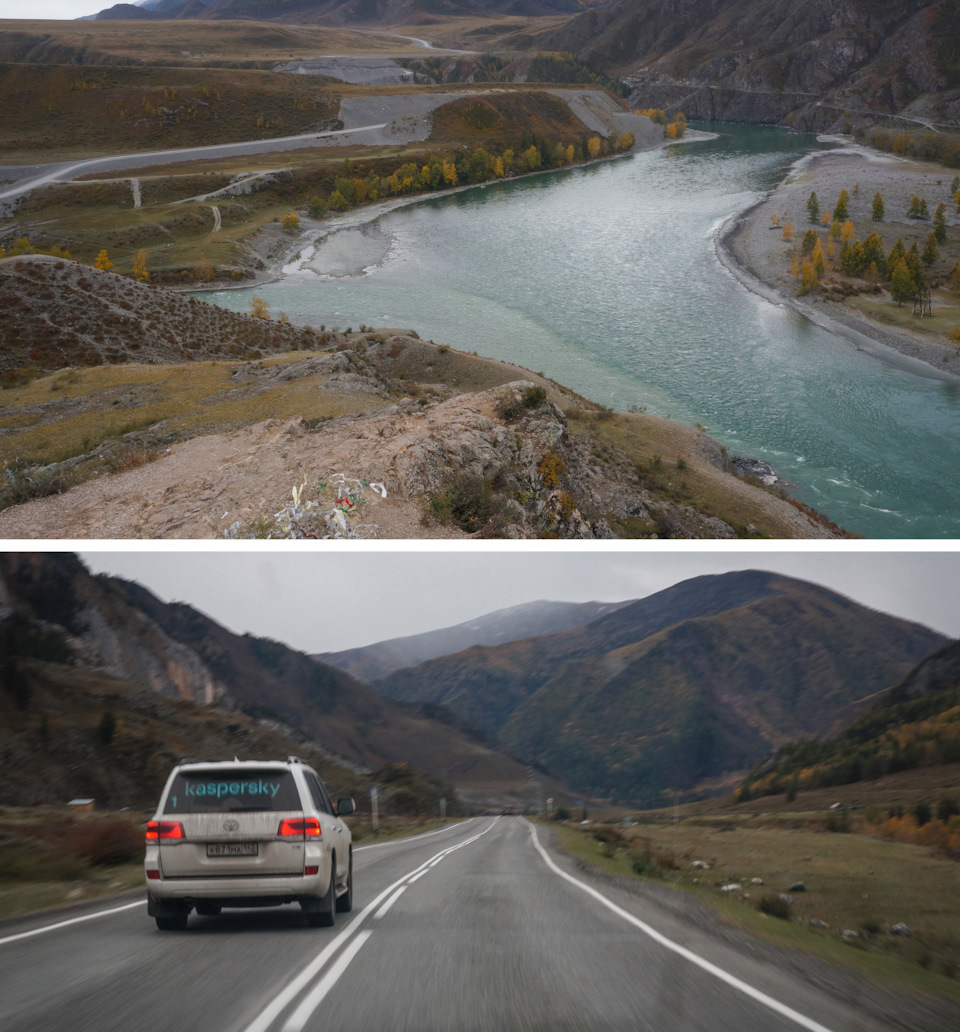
[336,798,355,817]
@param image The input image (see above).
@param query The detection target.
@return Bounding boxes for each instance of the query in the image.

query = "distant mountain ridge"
[95,0,586,24]
[368,571,947,805]
[317,598,630,683]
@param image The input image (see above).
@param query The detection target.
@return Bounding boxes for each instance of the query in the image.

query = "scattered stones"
[891,923,911,937]
[842,929,859,940]
[733,456,780,486]
[691,860,710,869]
[720,883,742,893]
[779,893,795,905]
[788,881,806,892]
[751,877,764,885]
[809,919,829,930]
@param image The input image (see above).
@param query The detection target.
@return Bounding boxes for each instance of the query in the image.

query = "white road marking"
[354,817,474,851]
[282,930,372,1032]
[406,869,428,883]
[373,886,407,919]
[239,819,495,1032]
[528,822,837,1032]
[0,901,143,947]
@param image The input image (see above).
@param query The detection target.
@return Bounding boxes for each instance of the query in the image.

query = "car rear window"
[164,770,302,814]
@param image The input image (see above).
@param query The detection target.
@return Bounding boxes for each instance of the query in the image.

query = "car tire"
[155,912,188,931]
[335,853,353,913]
[304,866,336,928]
[195,903,221,916]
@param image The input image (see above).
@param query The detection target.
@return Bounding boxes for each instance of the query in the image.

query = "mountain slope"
[531,0,960,130]
[372,571,947,804]
[0,552,566,808]
[738,637,960,799]
[317,598,629,683]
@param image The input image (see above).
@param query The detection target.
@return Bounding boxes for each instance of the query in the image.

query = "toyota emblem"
[223,820,239,832]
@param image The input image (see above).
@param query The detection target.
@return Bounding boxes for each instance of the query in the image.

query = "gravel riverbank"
[717,145,960,382]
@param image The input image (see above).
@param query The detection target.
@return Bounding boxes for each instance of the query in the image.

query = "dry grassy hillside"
[0,255,323,379]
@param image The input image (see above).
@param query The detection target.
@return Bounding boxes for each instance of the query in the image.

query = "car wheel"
[195,903,221,916]
[304,866,336,928]
[336,853,353,913]
[155,912,188,931]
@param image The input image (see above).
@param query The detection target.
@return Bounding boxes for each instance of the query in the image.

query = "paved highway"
[0,818,952,1032]
[0,122,389,205]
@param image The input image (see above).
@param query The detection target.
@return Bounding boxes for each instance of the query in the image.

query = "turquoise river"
[202,124,960,538]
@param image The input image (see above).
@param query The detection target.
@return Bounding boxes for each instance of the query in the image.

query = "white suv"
[145,757,354,930]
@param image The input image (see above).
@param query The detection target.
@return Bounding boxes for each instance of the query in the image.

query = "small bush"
[63,817,143,866]
[632,855,660,877]
[758,893,792,920]
[0,839,87,882]
[428,474,507,535]
[496,385,548,420]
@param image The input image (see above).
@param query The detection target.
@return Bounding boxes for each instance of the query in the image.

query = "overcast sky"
[0,1,105,17]
[74,549,960,655]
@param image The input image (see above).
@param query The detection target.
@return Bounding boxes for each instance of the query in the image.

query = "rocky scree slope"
[533,0,960,132]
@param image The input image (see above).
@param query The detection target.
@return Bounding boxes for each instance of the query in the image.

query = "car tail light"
[146,870,160,880]
[277,818,321,838]
[304,865,319,876]
[146,821,185,842]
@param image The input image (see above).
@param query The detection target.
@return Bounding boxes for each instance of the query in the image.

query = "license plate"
[206,842,258,857]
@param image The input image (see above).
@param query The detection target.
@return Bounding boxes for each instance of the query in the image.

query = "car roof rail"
[287,756,301,764]
[178,757,200,766]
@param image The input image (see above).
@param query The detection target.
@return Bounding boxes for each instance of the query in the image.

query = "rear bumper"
[146,871,324,903]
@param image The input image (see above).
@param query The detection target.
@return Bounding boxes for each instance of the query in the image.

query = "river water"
[202,124,960,538]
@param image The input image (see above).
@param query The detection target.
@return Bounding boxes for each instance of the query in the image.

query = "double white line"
[241,819,497,1032]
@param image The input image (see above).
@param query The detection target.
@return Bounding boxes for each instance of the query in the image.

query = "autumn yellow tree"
[133,250,148,282]
[811,237,826,278]
[781,220,795,241]
[94,249,113,271]
[798,259,818,295]
[250,296,270,319]
[587,136,601,158]
[619,132,634,150]
[193,257,214,281]
[281,210,300,233]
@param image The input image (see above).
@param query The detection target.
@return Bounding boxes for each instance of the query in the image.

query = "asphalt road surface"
[0,122,389,204]
[0,818,954,1032]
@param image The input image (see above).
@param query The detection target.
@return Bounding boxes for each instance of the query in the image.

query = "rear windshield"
[164,770,302,814]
